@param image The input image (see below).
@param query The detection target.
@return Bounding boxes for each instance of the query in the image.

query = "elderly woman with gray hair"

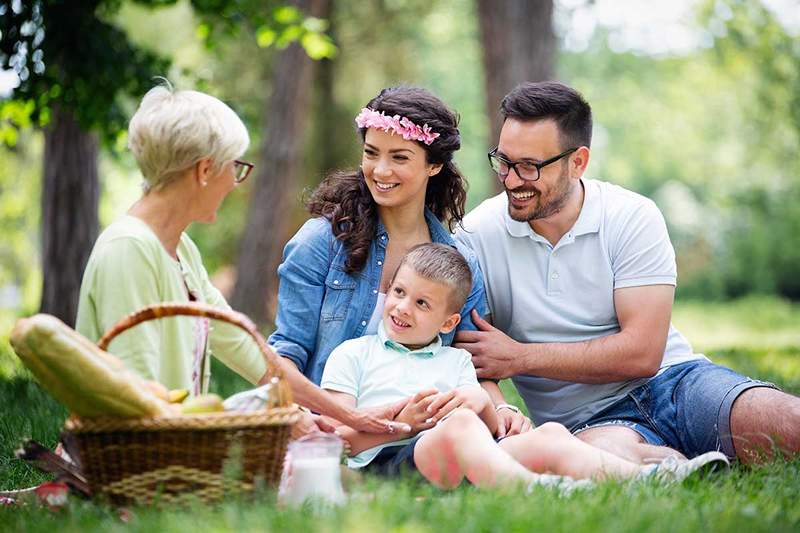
[75,84,405,434]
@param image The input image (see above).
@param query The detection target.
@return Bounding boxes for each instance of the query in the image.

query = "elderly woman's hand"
[291,410,338,440]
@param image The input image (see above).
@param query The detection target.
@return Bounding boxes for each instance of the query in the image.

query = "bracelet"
[495,403,521,414]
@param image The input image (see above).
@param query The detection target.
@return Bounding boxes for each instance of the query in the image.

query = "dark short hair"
[500,81,592,150]
[391,243,472,313]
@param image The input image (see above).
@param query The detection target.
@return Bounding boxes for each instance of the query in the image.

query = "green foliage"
[0,0,171,149]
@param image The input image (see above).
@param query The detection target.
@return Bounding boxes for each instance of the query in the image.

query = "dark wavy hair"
[306,86,467,274]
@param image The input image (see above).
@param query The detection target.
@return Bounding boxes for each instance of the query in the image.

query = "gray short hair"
[128,82,249,192]
[392,243,472,313]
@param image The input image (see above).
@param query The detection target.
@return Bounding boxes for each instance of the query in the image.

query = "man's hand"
[495,407,532,438]
[424,386,491,424]
[395,389,439,433]
[454,310,521,379]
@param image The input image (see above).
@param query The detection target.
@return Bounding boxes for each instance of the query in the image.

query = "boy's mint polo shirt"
[321,322,479,468]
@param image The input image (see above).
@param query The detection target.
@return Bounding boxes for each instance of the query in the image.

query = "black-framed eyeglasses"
[488,147,577,182]
[233,160,255,183]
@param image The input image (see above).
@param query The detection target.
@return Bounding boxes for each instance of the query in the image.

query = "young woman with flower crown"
[269,86,530,436]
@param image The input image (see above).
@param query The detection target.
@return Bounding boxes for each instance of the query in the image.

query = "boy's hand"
[395,389,439,432]
[495,408,533,438]
[425,386,491,423]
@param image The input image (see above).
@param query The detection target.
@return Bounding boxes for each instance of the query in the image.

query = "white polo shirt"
[456,178,704,430]
[321,321,479,468]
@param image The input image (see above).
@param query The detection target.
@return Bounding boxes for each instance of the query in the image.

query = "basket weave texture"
[64,302,299,506]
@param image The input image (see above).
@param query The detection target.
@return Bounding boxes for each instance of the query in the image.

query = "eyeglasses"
[488,147,577,183]
[233,160,255,183]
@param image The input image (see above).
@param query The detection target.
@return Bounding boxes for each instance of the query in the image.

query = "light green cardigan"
[76,215,266,393]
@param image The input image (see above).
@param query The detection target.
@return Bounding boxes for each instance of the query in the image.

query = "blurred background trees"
[1,0,798,327]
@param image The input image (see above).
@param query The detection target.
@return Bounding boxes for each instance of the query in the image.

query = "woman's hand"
[291,410,337,440]
[342,398,412,435]
[394,389,439,433]
[425,386,491,424]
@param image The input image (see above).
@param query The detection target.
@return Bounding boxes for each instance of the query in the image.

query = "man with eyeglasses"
[454,81,799,465]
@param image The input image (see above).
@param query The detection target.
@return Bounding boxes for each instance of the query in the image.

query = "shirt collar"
[503,178,601,240]
[377,320,442,358]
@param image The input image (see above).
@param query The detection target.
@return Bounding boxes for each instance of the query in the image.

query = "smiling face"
[382,264,461,349]
[497,118,579,223]
[361,128,442,212]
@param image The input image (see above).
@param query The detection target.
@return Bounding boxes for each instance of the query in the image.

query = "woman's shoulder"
[92,216,163,260]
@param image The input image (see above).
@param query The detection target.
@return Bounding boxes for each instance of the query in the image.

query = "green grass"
[1,296,799,532]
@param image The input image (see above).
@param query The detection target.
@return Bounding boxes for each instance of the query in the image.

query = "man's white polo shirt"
[456,178,704,430]
[321,321,479,468]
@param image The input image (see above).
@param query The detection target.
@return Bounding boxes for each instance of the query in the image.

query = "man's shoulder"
[589,179,663,226]
[460,193,507,235]
[586,180,657,216]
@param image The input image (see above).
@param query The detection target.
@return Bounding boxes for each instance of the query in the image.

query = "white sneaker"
[526,473,594,495]
[647,451,730,482]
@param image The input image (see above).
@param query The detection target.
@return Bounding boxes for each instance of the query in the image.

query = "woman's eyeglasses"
[233,160,255,183]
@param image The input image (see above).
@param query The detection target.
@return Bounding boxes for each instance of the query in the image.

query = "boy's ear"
[439,313,461,334]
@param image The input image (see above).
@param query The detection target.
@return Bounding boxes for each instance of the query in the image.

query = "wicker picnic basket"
[62,303,300,506]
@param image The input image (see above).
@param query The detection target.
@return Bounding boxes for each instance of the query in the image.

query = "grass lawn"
[1,296,799,532]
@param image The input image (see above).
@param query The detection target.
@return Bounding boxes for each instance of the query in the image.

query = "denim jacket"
[269,209,489,385]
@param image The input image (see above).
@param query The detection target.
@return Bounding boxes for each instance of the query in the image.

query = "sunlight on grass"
[1,296,799,531]
[673,296,800,351]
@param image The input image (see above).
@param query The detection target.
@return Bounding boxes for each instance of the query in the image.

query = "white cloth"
[364,293,386,335]
[455,179,705,430]
[321,321,479,468]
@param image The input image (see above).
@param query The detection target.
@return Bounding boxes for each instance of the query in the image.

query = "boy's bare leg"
[575,426,687,464]
[413,409,538,489]
[498,422,648,480]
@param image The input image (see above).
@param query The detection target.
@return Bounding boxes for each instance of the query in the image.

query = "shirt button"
[378,261,383,266]
[551,272,559,280]
[361,321,367,326]
[333,280,339,285]
[373,289,378,294]
[381,235,386,240]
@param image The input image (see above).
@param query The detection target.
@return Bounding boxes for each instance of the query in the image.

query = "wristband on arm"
[495,403,521,414]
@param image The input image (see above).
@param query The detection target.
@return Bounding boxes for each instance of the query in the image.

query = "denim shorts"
[572,360,777,459]
[363,434,424,476]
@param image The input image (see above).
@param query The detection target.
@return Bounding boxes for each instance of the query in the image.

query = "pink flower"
[355,108,441,146]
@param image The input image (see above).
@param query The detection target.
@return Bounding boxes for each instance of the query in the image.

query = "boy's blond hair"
[392,243,472,313]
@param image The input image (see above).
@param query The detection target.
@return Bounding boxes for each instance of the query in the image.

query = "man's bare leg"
[575,425,686,464]
[730,387,800,464]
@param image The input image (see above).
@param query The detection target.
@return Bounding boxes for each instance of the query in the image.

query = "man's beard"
[507,166,572,222]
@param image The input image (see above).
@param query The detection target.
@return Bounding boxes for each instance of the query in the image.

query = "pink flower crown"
[355,107,441,146]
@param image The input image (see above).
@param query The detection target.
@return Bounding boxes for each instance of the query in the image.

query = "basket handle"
[97,302,291,406]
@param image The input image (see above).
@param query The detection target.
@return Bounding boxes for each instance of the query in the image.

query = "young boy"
[321,243,727,489]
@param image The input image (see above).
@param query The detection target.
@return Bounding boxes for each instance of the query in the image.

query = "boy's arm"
[326,390,436,456]
[426,385,499,436]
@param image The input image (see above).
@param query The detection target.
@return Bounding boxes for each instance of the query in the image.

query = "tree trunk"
[477,0,555,191]
[40,105,99,326]
[230,0,332,326]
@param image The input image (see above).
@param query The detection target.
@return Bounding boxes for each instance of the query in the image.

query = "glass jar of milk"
[279,433,346,506]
